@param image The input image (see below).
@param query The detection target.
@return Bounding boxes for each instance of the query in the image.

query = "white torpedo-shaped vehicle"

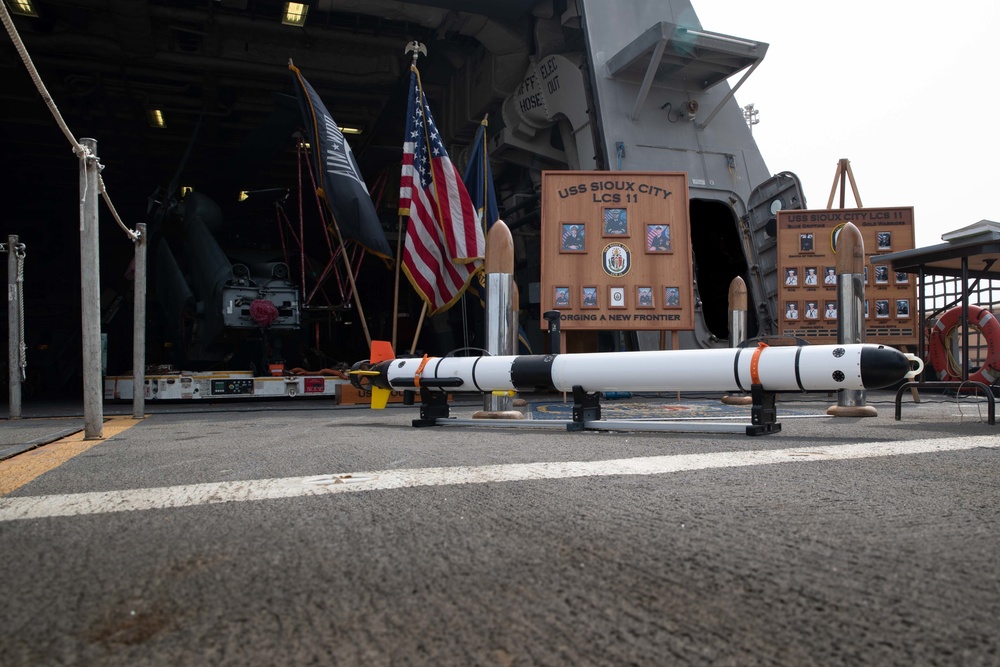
[351,341,921,435]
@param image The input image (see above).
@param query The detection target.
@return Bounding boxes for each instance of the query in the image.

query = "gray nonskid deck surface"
[1,390,998,666]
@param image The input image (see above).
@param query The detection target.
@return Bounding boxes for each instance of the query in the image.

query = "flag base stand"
[472,411,525,419]
[826,405,878,417]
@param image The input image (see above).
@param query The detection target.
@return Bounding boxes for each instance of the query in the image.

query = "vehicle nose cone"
[860,346,911,389]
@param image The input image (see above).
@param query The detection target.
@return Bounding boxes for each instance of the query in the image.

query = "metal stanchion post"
[79,138,104,439]
[132,223,147,419]
[828,222,877,417]
[6,235,22,419]
[475,221,522,419]
[722,276,752,405]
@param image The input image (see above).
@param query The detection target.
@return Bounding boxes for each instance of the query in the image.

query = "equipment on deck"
[350,340,921,435]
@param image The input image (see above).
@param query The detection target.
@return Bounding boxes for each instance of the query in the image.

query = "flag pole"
[462,113,490,354]
[463,113,490,353]
[392,214,403,351]
[410,302,428,355]
[479,114,490,235]
[328,208,373,347]
[401,40,428,355]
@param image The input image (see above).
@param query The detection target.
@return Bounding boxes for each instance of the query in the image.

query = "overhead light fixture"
[238,191,250,202]
[8,0,38,17]
[281,2,308,27]
[180,186,193,197]
[340,126,362,135]
[146,108,166,128]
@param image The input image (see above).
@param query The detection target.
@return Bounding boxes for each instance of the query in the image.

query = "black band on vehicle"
[734,347,746,392]
[793,346,805,391]
[510,355,557,392]
[470,356,483,392]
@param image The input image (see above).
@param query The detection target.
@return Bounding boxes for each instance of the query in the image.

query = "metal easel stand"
[408,384,783,436]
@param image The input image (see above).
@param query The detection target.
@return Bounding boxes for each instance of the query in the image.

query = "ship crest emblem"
[602,242,631,277]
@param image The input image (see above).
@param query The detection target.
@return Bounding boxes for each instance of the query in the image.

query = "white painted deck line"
[1,435,996,522]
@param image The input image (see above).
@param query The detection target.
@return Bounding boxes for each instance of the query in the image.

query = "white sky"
[692,1,1000,248]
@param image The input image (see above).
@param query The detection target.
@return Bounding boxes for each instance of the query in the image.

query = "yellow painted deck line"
[0,417,142,496]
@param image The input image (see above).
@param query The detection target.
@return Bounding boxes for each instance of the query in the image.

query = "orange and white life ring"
[928,304,1000,384]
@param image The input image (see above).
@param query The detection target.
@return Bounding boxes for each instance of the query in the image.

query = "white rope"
[1,2,140,243]
[99,170,141,242]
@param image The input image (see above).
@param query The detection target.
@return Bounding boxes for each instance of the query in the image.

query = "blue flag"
[462,120,499,232]
[461,118,532,354]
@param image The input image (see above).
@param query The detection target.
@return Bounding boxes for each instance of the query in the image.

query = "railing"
[919,273,1000,377]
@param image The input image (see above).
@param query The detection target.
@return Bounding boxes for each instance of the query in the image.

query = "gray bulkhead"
[484,0,803,348]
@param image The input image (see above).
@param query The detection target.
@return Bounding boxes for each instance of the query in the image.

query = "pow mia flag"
[289,62,391,258]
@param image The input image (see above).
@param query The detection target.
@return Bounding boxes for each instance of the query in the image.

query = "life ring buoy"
[928,304,1000,384]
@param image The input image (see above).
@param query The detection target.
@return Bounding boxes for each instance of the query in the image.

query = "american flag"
[646,225,658,248]
[399,67,484,315]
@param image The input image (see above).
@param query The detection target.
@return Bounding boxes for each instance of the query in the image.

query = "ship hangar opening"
[1,0,794,400]
[689,198,750,340]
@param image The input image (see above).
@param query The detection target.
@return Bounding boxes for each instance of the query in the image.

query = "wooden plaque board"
[776,207,918,346]
[540,171,693,331]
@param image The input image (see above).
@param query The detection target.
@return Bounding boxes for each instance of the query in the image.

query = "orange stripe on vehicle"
[750,342,768,385]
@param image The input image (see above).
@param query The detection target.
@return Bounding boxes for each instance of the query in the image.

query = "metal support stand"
[412,387,451,427]
[748,384,781,435]
[569,385,601,431]
[411,383,789,436]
